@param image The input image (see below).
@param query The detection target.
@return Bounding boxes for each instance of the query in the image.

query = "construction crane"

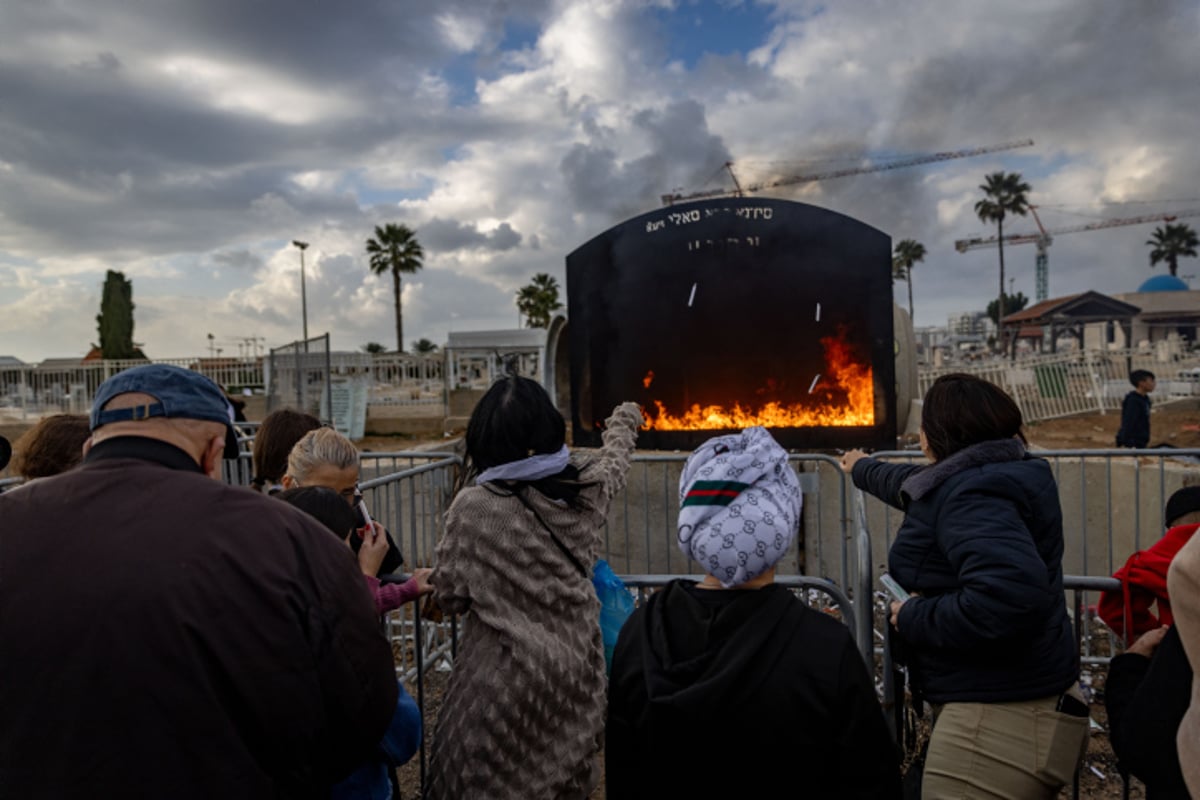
[660,138,1035,206]
[954,207,1200,302]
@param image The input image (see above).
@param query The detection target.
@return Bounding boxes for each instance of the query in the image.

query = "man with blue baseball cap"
[88,362,243,461]
[0,364,398,798]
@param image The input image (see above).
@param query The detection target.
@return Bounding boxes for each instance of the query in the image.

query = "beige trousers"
[921,686,1090,800]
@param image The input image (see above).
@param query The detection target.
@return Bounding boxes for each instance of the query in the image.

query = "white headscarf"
[677,427,802,588]
[475,445,571,485]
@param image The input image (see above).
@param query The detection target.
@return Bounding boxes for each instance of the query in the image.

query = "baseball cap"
[91,364,240,459]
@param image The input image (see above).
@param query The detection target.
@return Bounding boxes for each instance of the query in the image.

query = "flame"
[642,327,874,430]
[643,370,655,389]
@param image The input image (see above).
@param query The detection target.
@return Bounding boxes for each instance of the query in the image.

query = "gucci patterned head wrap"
[677,426,802,588]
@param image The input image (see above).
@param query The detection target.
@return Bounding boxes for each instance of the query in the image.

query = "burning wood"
[641,326,875,431]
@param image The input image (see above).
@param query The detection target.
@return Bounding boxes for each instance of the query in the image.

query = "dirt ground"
[1021,396,1200,451]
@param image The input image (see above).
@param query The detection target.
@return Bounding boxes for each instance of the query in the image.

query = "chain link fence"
[265,334,333,419]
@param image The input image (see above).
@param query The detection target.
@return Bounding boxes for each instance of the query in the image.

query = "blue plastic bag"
[592,559,635,674]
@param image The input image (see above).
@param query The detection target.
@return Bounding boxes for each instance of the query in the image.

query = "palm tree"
[365,223,424,353]
[411,337,439,355]
[974,172,1031,326]
[1147,223,1199,277]
[891,239,926,322]
[516,273,563,328]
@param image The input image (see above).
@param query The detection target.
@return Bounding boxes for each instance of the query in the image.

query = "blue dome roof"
[1137,274,1189,292]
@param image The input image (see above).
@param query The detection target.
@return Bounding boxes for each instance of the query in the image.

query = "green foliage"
[96,270,137,359]
[515,273,563,329]
[362,342,387,354]
[975,172,1032,322]
[1147,223,1199,277]
[892,238,926,321]
[411,338,439,355]
[986,291,1029,325]
[365,223,424,352]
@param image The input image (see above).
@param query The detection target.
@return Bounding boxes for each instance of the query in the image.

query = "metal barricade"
[359,455,459,573]
[862,448,1200,580]
[604,453,856,590]
[214,442,1189,797]
[392,570,869,796]
[880,575,1124,799]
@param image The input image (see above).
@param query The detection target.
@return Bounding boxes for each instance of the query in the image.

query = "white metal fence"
[1,350,447,421]
[0,357,265,420]
[917,348,1200,424]
[11,346,1195,426]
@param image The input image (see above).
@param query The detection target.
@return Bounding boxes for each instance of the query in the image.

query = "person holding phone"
[839,373,1086,800]
[273,485,424,800]
[277,485,432,616]
[282,427,405,578]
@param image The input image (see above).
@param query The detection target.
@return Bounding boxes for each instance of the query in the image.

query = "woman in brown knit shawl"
[426,374,641,800]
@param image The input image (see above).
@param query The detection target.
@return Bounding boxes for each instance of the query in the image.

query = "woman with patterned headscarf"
[606,426,900,799]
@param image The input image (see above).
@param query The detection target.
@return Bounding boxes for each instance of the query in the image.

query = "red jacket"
[1100,523,1200,640]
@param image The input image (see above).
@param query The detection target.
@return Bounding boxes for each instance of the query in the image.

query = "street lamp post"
[292,240,310,345]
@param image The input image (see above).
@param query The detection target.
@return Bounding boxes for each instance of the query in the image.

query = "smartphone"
[879,573,910,602]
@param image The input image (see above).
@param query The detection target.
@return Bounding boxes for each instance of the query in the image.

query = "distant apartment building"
[947,311,994,338]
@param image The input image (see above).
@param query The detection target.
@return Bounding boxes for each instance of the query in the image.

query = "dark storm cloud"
[0,0,555,261]
[0,162,365,256]
[419,218,523,252]
[225,295,294,329]
[895,2,1200,181]
[560,99,733,218]
[4,0,554,83]
[212,249,265,272]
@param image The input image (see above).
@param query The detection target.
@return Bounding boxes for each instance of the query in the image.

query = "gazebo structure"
[1000,290,1141,356]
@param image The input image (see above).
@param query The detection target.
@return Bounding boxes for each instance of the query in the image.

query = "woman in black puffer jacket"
[840,373,1087,800]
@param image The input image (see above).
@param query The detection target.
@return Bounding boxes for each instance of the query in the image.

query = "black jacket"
[605,580,901,799]
[1106,625,1192,799]
[853,440,1078,704]
[0,437,398,799]
[1116,391,1151,448]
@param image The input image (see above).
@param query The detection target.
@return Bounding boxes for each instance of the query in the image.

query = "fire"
[642,327,875,430]
[643,370,654,389]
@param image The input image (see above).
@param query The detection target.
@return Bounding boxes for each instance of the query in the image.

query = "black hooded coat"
[605,580,900,799]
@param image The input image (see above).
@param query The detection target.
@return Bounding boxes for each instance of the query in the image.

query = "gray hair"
[286,428,359,481]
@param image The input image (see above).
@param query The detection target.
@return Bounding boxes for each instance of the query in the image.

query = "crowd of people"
[1,364,1198,799]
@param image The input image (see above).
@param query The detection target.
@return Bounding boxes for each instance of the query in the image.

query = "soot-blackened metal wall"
[566,197,895,450]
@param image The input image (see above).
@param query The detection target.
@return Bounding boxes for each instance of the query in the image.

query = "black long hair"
[921,373,1026,461]
[461,373,594,505]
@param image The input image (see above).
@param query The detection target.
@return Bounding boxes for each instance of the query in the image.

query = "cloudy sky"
[2,0,1197,361]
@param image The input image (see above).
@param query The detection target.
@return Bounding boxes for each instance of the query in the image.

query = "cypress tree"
[96,270,137,359]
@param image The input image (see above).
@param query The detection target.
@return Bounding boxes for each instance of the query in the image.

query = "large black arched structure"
[566,197,896,450]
